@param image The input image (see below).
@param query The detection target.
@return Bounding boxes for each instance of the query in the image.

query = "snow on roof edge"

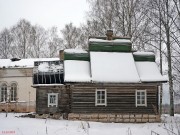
[133,52,155,56]
[64,49,88,54]
[89,38,131,43]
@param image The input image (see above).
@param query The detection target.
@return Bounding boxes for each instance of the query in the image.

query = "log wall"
[36,85,70,114]
[70,83,159,114]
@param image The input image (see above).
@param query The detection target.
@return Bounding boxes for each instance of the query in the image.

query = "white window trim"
[10,83,17,102]
[95,89,107,106]
[48,93,58,107]
[135,90,147,107]
[0,84,7,102]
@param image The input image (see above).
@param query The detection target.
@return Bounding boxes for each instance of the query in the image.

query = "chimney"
[106,30,113,40]
[59,50,64,60]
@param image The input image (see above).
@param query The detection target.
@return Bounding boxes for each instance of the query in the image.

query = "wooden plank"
[70,84,159,114]
[36,86,70,114]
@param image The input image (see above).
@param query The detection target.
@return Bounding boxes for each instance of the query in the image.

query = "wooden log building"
[33,30,167,122]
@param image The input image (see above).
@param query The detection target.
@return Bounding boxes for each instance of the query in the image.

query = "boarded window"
[136,90,147,107]
[95,89,107,106]
[48,93,58,107]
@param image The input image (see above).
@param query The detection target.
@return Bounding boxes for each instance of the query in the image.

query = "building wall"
[34,83,160,122]
[68,83,160,122]
[36,85,69,114]
[0,68,36,112]
[70,83,159,114]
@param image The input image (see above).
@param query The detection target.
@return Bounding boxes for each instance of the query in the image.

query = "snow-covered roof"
[63,50,167,83]
[64,49,88,54]
[133,52,155,56]
[135,62,167,82]
[89,38,131,44]
[64,60,91,82]
[62,48,168,83]
[0,58,59,68]
[90,52,140,83]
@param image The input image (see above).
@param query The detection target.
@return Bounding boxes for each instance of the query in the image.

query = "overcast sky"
[0,0,89,31]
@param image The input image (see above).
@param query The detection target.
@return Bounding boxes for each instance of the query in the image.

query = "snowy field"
[0,113,180,135]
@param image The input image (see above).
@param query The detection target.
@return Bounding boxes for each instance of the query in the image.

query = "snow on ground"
[0,113,180,135]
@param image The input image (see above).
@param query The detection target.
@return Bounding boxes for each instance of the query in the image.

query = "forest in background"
[0,0,180,115]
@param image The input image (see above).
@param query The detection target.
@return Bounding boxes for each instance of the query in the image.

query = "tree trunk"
[167,33,174,116]
[165,0,174,116]
[159,23,163,115]
[159,0,163,115]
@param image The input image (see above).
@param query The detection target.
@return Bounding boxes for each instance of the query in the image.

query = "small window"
[48,93,58,107]
[95,89,107,106]
[136,90,147,107]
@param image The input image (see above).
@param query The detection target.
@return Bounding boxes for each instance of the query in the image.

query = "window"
[0,84,7,102]
[10,83,17,101]
[48,93,58,107]
[136,90,147,107]
[95,89,107,106]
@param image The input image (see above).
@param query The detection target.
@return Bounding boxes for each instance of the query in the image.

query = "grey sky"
[0,0,89,30]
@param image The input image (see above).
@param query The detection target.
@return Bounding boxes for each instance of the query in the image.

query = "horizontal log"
[72,88,157,92]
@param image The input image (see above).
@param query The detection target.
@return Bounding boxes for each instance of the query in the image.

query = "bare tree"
[46,27,63,58]
[86,0,150,50]
[144,0,180,116]
[11,19,32,58]
[0,28,13,59]
[29,25,48,58]
[61,23,85,49]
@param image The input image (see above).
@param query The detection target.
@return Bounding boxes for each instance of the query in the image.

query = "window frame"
[10,83,17,102]
[135,90,147,107]
[95,89,107,106]
[0,83,7,102]
[48,93,58,107]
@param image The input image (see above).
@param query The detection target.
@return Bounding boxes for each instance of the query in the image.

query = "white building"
[0,58,59,112]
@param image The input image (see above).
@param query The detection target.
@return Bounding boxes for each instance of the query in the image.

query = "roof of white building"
[0,58,59,68]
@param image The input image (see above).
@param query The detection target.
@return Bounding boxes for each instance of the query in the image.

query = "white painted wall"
[0,68,36,112]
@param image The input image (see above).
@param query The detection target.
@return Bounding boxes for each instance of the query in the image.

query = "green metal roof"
[64,52,90,61]
[133,55,155,62]
[89,37,132,52]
